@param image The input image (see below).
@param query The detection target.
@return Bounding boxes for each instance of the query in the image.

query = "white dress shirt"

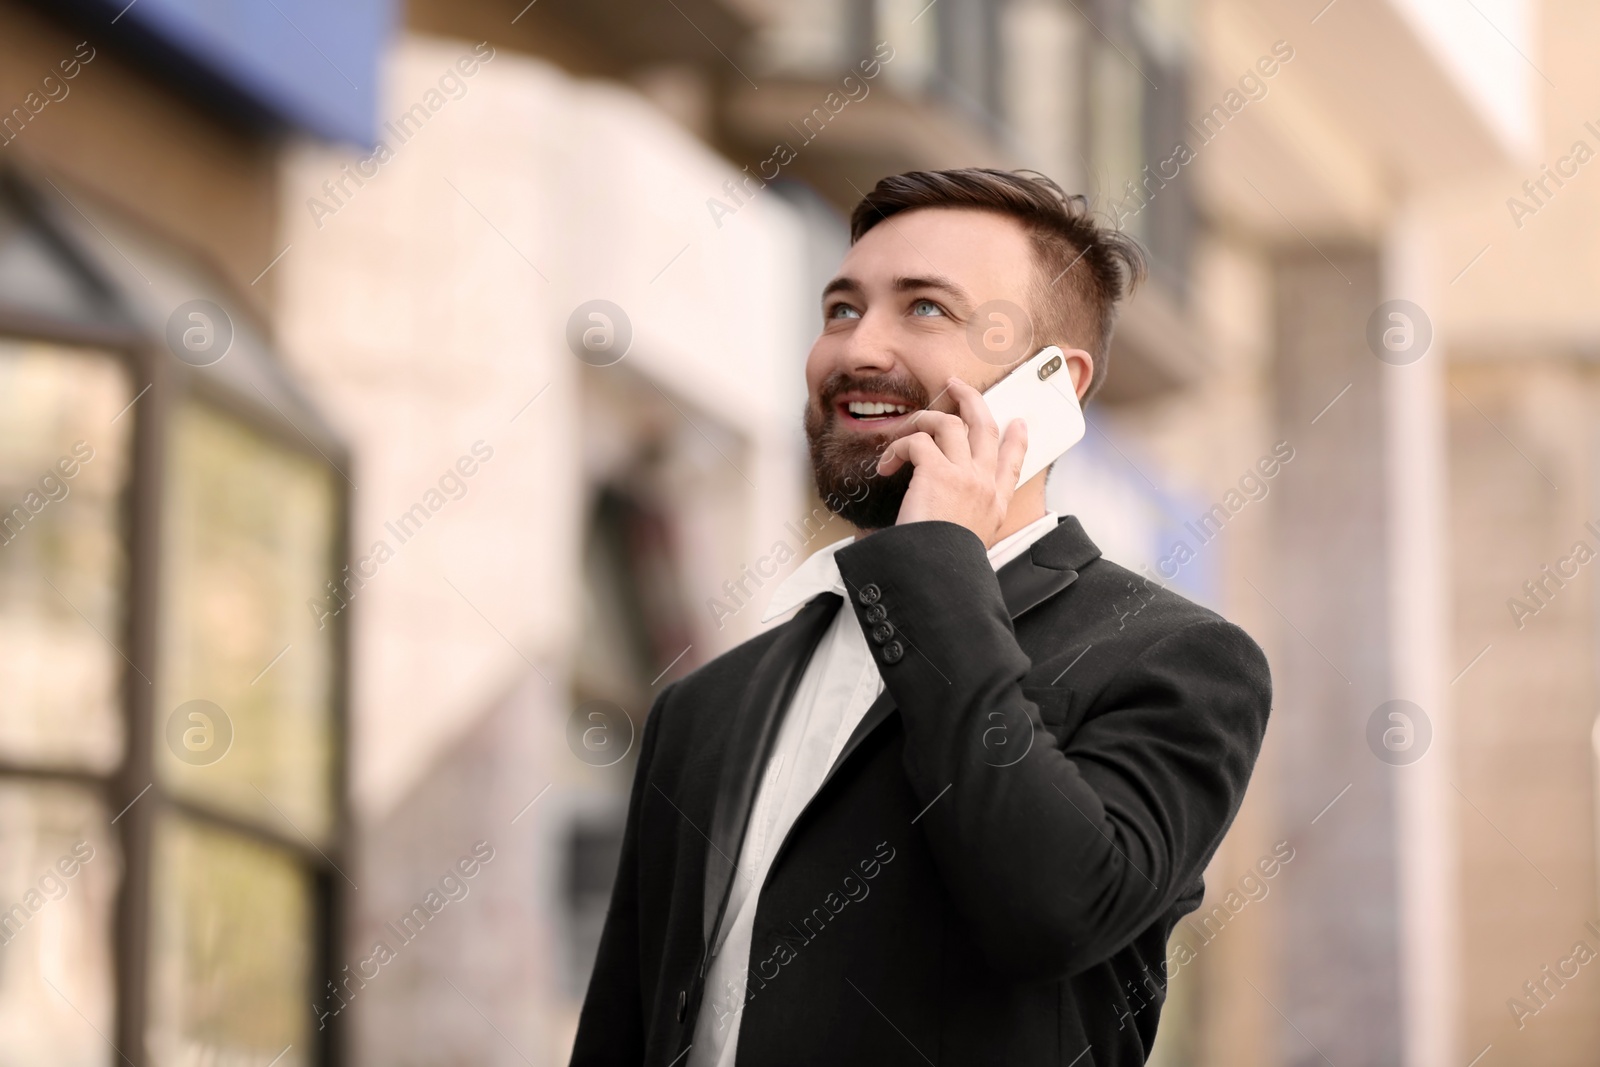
[688,512,1061,1067]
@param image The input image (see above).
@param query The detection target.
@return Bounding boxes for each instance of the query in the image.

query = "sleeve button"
[864,603,887,624]
[858,583,882,606]
[871,622,895,645]
[882,640,904,664]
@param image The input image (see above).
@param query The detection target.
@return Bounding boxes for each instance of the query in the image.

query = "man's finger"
[947,377,1000,471]
[902,408,971,466]
[877,431,946,477]
[995,417,1029,501]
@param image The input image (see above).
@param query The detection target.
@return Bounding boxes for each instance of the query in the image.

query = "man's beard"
[803,370,931,531]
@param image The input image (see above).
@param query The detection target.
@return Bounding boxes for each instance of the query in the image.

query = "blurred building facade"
[0,0,1596,1066]
[0,2,387,1065]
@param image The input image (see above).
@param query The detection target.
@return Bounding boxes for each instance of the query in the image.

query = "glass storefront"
[157,402,339,844]
[0,171,347,1066]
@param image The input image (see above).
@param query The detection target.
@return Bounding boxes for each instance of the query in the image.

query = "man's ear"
[1061,347,1094,400]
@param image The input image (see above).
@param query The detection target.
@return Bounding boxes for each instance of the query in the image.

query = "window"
[0,169,349,1066]
[562,365,710,996]
[1001,0,1088,192]
[561,818,626,996]
[934,0,1002,128]
[1097,0,1194,295]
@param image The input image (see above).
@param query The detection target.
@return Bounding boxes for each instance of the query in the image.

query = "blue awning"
[52,0,395,146]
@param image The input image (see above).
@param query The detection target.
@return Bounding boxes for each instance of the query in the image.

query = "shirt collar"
[760,511,1061,623]
[987,509,1062,570]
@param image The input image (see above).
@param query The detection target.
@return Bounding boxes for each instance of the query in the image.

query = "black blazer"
[571,517,1271,1066]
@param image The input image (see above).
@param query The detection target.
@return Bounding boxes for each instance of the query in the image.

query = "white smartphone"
[980,345,1086,486]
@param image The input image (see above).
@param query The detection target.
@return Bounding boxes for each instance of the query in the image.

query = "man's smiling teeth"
[847,400,910,418]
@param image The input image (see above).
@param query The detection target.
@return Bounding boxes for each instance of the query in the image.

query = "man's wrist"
[835,520,1012,676]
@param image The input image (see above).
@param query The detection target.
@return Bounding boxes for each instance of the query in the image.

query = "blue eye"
[828,304,861,320]
[911,299,943,316]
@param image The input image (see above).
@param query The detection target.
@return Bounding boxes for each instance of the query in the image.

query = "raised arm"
[835,521,1271,980]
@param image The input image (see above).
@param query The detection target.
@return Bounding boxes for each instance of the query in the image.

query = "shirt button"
[864,603,887,624]
[882,640,904,664]
[677,989,687,1022]
[871,621,895,645]
[858,582,882,606]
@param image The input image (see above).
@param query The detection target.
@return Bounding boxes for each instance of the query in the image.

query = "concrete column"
[1270,247,1403,1066]
[1382,211,1456,1067]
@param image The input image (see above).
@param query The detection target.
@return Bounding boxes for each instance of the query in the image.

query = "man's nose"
[840,310,898,374]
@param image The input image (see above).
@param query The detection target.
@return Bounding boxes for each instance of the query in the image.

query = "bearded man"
[570,168,1272,1067]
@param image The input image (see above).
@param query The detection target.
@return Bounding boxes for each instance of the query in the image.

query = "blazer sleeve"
[834,521,1271,982]
[569,681,673,1066]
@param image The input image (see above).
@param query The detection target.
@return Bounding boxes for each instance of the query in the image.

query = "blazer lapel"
[998,540,1082,620]
[701,591,841,961]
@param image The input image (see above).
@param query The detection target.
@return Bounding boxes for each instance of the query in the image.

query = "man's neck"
[990,487,1049,545]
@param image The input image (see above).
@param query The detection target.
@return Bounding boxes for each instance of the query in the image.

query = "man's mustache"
[814,371,935,417]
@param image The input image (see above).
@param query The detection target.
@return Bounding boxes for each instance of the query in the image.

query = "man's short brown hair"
[848,168,1146,403]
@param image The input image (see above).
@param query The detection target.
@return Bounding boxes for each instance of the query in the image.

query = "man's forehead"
[830,207,1036,294]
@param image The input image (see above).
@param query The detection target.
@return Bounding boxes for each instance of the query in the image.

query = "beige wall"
[1433,0,1600,350]
[272,35,813,1062]
[1155,2,1600,1063]
[1448,356,1600,1064]
[275,34,812,821]
[1422,1,1600,1060]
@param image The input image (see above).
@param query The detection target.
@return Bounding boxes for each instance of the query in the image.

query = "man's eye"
[828,304,861,320]
[911,299,944,317]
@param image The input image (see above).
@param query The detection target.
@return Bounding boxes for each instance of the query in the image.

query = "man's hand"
[876,376,1028,546]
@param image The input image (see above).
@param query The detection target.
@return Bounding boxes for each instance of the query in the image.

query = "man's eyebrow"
[821,276,862,302]
[892,274,972,306]
[819,274,974,306]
